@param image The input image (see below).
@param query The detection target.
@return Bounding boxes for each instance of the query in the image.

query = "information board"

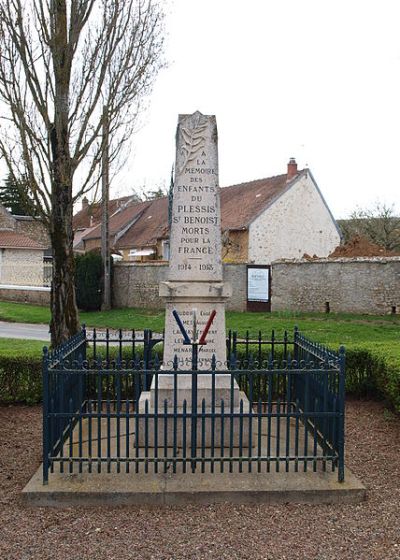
[247,267,269,302]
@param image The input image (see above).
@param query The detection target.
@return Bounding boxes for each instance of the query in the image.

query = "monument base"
[160,281,232,369]
[137,373,253,447]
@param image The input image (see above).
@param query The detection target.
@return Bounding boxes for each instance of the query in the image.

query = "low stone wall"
[113,262,247,311]
[0,285,50,306]
[0,258,394,314]
[271,257,400,314]
[112,258,400,315]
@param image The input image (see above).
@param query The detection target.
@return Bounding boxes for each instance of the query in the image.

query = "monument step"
[138,390,252,447]
[148,373,242,409]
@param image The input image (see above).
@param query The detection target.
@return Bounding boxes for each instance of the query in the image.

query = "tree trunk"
[50,180,79,347]
[49,0,79,347]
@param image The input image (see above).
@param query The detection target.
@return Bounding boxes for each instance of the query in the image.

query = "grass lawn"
[0,300,399,353]
[0,301,398,409]
[0,337,44,356]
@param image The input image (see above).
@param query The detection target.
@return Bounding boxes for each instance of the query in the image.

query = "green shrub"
[0,337,398,413]
[0,355,42,404]
[75,251,103,311]
[345,349,380,396]
[345,346,400,412]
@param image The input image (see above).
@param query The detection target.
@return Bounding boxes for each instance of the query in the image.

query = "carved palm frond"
[179,122,207,172]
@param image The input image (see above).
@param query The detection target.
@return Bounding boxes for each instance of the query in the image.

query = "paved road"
[0,321,50,341]
[0,322,162,342]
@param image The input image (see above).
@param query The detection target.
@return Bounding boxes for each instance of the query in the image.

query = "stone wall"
[271,257,400,314]
[0,286,50,305]
[113,262,247,311]
[112,259,400,315]
[0,248,45,286]
[0,206,15,229]
[3,258,397,315]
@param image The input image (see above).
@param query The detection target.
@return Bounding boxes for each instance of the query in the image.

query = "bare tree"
[339,202,400,251]
[0,0,165,345]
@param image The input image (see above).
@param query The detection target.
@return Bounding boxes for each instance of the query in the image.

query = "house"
[74,159,341,264]
[219,159,340,264]
[0,205,50,286]
[0,204,50,248]
[0,230,47,286]
[76,198,167,259]
[73,194,135,253]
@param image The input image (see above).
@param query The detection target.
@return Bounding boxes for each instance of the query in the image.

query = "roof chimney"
[82,196,89,211]
[287,158,298,181]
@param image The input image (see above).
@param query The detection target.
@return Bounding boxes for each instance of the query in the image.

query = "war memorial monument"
[23,111,365,506]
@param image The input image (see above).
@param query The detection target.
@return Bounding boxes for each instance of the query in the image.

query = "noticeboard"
[246,265,271,311]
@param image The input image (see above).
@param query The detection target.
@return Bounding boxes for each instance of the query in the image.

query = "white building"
[220,158,341,264]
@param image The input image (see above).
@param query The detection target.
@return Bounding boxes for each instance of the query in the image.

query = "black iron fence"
[42,327,345,484]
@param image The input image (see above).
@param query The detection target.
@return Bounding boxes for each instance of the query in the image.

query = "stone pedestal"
[137,388,252,447]
[137,374,252,448]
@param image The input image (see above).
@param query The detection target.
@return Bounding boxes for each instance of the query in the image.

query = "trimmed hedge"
[75,251,103,311]
[0,344,399,411]
[0,355,42,404]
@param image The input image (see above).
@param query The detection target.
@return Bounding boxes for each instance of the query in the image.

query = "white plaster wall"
[248,174,340,264]
[0,249,44,286]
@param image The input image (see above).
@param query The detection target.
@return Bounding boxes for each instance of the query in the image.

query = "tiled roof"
[116,197,169,249]
[73,225,97,249]
[82,199,153,242]
[73,195,136,230]
[0,230,46,249]
[220,172,302,230]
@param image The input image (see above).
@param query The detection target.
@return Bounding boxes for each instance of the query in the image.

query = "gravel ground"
[0,399,399,560]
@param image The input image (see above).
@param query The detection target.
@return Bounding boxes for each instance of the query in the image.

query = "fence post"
[338,345,346,482]
[82,324,87,361]
[191,343,198,472]
[143,329,150,390]
[293,326,299,364]
[232,331,237,367]
[42,346,50,485]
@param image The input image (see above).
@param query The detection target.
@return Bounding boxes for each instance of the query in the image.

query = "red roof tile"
[220,173,299,230]
[83,199,153,242]
[0,230,46,249]
[116,197,169,249]
[73,195,136,230]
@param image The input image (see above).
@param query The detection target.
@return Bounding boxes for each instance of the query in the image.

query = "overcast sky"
[113,0,400,219]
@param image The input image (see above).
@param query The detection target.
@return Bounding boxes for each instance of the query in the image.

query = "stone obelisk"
[160,111,231,369]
